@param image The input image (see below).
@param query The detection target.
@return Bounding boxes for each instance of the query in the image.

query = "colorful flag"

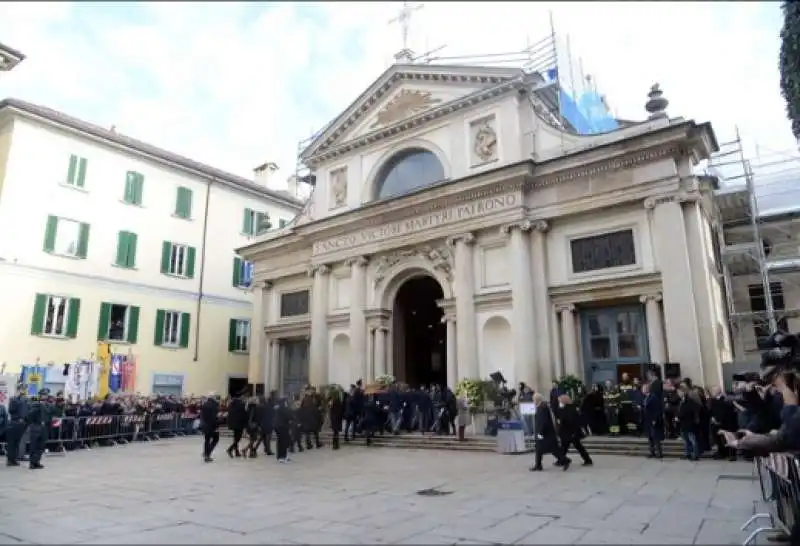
[20,365,47,396]
[96,343,110,399]
[121,354,137,392]
[109,354,123,393]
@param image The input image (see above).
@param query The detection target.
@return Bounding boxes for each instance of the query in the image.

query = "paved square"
[0,438,758,544]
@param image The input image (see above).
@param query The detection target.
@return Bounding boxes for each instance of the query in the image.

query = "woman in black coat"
[329,390,345,450]
[676,387,700,461]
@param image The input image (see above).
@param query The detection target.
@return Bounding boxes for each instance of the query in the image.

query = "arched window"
[374,148,445,200]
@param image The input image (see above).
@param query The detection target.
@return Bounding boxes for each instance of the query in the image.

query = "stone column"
[247,284,265,386]
[442,315,458,388]
[308,264,331,386]
[449,233,479,380]
[557,303,580,379]
[374,326,388,378]
[368,327,376,381]
[641,293,667,364]
[502,221,535,385]
[646,197,703,382]
[530,221,553,388]
[269,339,280,392]
[550,305,564,381]
[346,256,369,382]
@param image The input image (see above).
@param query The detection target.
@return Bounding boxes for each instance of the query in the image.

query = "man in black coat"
[273,398,293,463]
[200,394,220,462]
[259,391,276,456]
[226,393,248,458]
[6,392,28,467]
[26,393,47,470]
[329,389,345,450]
[709,385,737,461]
[555,394,592,466]
[642,383,664,458]
[531,394,570,472]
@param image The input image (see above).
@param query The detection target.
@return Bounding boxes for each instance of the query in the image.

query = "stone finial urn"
[645,83,669,119]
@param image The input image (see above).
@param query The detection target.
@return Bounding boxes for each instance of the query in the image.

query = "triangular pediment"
[301,63,523,161]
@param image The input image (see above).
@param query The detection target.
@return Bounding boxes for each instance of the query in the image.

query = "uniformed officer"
[6,391,29,466]
[603,380,621,436]
[618,373,637,435]
[27,390,48,469]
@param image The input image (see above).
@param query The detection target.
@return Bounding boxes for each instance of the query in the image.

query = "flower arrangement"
[375,374,395,386]
[319,383,345,403]
[556,374,585,402]
[455,378,488,410]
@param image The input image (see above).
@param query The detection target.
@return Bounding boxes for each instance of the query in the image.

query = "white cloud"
[0,1,795,194]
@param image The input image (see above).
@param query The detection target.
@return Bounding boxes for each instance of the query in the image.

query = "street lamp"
[0,42,25,73]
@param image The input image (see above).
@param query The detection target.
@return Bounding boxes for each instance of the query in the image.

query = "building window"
[375,148,446,200]
[232,256,254,288]
[243,208,271,236]
[748,282,789,347]
[30,293,80,338]
[154,310,190,348]
[228,319,251,352]
[115,231,138,268]
[65,154,88,188]
[160,241,196,278]
[586,313,613,360]
[280,290,310,317]
[174,186,193,219]
[570,229,636,273]
[123,171,145,205]
[279,219,288,228]
[43,215,90,258]
[98,302,140,343]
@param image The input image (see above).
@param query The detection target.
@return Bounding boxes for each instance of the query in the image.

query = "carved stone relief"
[329,167,348,210]
[370,89,442,129]
[470,115,498,166]
[373,244,454,289]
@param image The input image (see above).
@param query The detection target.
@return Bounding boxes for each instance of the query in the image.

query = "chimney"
[253,161,278,187]
[286,175,299,197]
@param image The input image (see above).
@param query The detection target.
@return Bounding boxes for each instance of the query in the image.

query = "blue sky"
[0,1,796,196]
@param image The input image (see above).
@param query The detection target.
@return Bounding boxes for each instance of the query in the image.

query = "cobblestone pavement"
[0,437,758,544]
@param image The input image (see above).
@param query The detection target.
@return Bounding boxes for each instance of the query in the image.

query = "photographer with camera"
[721,331,800,454]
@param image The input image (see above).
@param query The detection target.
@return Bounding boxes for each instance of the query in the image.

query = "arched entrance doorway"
[392,275,446,387]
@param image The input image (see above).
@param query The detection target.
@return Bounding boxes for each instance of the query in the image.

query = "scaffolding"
[713,130,800,361]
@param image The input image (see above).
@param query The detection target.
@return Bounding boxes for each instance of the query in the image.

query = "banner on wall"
[121,354,137,393]
[96,343,110,399]
[109,354,123,393]
[20,365,48,396]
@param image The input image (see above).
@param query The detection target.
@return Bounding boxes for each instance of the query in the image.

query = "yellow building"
[0,98,303,396]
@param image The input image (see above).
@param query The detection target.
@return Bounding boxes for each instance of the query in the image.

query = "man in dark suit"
[530,393,571,472]
[226,393,248,458]
[555,394,593,466]
[200,393,220,462]
[6,391,28,467]
[642,383,664,458]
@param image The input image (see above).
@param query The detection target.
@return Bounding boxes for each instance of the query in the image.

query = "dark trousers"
[275,428,290,460]
[28,425,45,467]
[304,430,320,448]
[229,428,243,454]
[5,421,25,464]
[534,445,567,468]
[203,430,219,458]
[332,429,340,449]
[261,428,273,454]
[561,436,592,463]
[344,418,356,440]
[647,428,663,457]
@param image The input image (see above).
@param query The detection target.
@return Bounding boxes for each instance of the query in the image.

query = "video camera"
[489,371,516,408]
[759,331,800,389]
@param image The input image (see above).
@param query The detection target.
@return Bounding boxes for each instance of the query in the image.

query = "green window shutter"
[228,319,238,352]
[255,212,266,234]
[97,302,111,340]
[43,215,58,252]
[115,231,128,267]
[77,157,87,188]
[176,187,192,218]
[232,257,242,287]
[243,208,253,234]
[160,241,172,274]
[154,309,165,345]
[65,298,81,338]
[127,306,140,343]
[67,155,77,185]
[76,223,90,258]
[134,173,144,205]
[31,293,47,335]
[185,246,196,278]
[279,219,287,228]
[126,232,138,267]
[179,313,191,348]
[124,172,135,203]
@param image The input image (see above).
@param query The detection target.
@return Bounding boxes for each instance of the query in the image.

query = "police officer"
[26,390,47,470]
[6,391,29,466]
[603,380,621,436]
[618,373,636,435]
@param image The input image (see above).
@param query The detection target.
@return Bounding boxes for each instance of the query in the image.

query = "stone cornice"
[264,318,311,338]
[365,308,392,322]
[306,77,526,167]
[326,312,349,328]
[549,271,662,305]
[644,191,701,210]
[474,290,512,312]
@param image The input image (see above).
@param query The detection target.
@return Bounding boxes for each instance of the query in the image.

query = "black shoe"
[529,466,543,472]
[248,449,257,459]
[6,461,19,467]
[582,461,593,466]
[562,458,571,471]
[266,451,274,456]
[226,447,234,459]
[204,457,213,463]
[305,444,313,450]
[29,464,44,470]
[316,443,323,449]
[234,451,242,458]
[647,453,656,459]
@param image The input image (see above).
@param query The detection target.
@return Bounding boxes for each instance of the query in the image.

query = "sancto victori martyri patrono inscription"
[312,192,519,256]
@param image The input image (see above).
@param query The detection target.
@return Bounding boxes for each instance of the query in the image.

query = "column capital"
[555,303,576,313]
[345,255,369,268]
[307,264,331,277]
[377,326,389,333]
[447,232,476,247]
[263,280,274,291]
[500,220,533,236]
[440,314,457,324]
[531,220,550,234]
[644,191,701,210]
[639,293,663,304]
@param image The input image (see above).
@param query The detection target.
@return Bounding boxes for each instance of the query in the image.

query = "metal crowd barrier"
[741,452,800,545]
[0,412,203,457]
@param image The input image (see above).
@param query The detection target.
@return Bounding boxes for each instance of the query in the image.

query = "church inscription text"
[313,192,519,256]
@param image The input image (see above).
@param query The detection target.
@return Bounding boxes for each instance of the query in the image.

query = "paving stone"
[0,437,756,545]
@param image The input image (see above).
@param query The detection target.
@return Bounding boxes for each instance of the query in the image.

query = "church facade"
[239,62,730,395]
